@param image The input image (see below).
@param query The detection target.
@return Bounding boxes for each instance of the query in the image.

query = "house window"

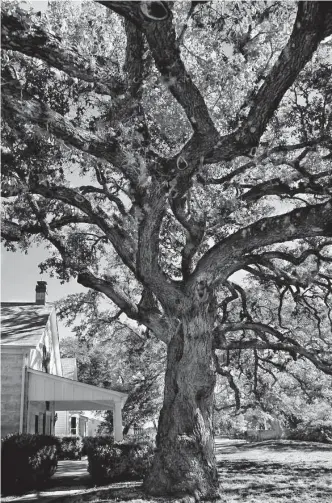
[70,416,77,435]
[35,415,39,434]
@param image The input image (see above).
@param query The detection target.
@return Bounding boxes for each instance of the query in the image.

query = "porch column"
[114,402,123,442]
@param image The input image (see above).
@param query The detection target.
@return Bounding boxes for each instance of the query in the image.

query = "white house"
[1,281,127,441]
[54,358,102,436]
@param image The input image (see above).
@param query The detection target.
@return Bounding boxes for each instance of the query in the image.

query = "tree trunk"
[143,304,219,500]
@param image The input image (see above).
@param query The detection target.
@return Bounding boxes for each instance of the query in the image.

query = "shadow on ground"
[215,439,332,454]
[216,460,332,501]
[45,459,92,489]
[3,440,332,502]
[215,440,332,502]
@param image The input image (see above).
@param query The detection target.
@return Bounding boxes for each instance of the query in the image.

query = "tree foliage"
[2,0,332,498]
[58,291,165,433]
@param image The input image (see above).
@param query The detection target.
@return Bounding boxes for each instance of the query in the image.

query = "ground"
[215,438,332,502]
[2,439,332,502]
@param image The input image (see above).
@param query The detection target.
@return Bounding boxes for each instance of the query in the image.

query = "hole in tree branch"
[140,2,169,21]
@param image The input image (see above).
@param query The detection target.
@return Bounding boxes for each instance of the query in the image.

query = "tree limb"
[170,195,206,279]
[136,186,185,313]
[1,214,91,242]
[78,269,171,344]
[28,182,137,274]
[214,321,332,375]
[189,198,332,288]
[1,9,124,97]
[1,88,140,184]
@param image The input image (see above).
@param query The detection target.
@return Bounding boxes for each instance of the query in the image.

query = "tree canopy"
[1,0,332,499]
[58,291,165,434]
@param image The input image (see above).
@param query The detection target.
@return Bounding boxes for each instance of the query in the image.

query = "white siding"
[55,410,69,436]
[1,349,26,435]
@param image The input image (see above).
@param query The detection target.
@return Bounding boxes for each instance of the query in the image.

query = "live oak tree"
[2,1,332,499]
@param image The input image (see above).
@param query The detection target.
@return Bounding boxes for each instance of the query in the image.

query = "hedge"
[1,434,59,495]
[57,436,83,460]
[82,435,114,456]
[286,423,332,444]
[87,439,155,484]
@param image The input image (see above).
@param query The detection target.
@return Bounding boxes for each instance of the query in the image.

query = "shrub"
[57,436,83,460]
[87,439,155,484]
[286,422,332,443]
[82,435,114,456]
[1,434,59,495]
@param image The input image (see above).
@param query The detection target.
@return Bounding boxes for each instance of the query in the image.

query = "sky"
[1,243,86,339]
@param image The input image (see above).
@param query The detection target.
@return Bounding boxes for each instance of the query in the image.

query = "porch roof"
[28,368,127,411]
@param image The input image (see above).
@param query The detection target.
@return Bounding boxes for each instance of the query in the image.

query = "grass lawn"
[87,439,332,503]
[3,439,331,503]
[215,439,332,502]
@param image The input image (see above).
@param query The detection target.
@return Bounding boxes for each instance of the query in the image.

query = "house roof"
[0,302,54,347]
[61,358,77,380]
[28,368,128,409]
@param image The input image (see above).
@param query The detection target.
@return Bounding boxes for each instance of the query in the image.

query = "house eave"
[27,368,128,409]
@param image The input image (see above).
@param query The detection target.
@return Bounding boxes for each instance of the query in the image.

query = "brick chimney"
[35,281,47,305]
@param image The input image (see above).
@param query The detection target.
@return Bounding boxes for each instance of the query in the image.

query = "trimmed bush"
[1,434,59,495]
[57,436,83,460]
[87,439,155,484]
[82,435,114,456]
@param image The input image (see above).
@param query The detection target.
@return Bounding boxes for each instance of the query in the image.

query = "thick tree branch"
[157,1,332,199]
[79,184,127,216]
[1,9,124,97]
[199,137,329,186]
[108,18,150,142]
[77,269,139,319]
[240,2,332,144]
[28,182,137,274]
[77,270,171,344]
[137,186,185,312]
[242,171,331,202]
[214,321,332,375]
[100,1,216,136]
[1,89,140,184]
[1,214,91,242]
[216,338,332,376]
[247,243,332,268]
[189,198,332,288]
[171,196,206,279]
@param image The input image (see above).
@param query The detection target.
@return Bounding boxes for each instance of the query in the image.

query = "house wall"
[79,416,88,437]
[1,308,60,436]
[29,311,58,375]
[55,410,69,436]
[55,412,93,437]
[49,310,62,376]
[87,418,102,437]
[27,400,56,435]
[1,348,28,436]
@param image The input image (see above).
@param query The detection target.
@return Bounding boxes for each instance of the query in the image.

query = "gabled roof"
[0,302,54,347]
[61,358,77,380]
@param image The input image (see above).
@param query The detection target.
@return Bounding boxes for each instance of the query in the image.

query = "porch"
[26,368,127,441]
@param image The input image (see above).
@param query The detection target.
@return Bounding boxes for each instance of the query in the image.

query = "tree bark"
[144,302,219,500]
